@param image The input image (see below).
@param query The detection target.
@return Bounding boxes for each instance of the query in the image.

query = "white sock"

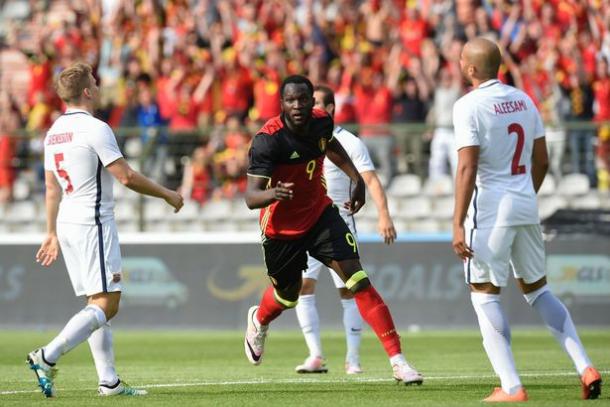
[295,294,323,358]
[88,322,119,386]
[44,304,106,364]
[471,292,522,395]
[341,298,362,363]
[389,353,406,366]
[524,286,592,375]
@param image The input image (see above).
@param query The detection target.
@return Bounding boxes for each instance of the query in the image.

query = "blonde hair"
[55,63,93,103]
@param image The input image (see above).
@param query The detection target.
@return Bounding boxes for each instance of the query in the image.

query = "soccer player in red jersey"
[244,75,422,385]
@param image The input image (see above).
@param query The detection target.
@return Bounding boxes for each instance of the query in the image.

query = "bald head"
[460,38,502,85]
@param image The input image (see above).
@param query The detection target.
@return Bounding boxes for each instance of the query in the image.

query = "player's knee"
[106,302,120,320]
[89,292,121,320]
[518,276,547,295]
[469,282,500,294]
[338,287,354,299]
[98,301,119,320]
[349,279,371,293]
[523,284,550,307]
[274,289,299,309]
[300,278,316,295]
[345,270,370,294]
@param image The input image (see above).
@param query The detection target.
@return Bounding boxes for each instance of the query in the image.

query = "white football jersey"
[324,126,375,217]
[453,80,545,229]
[44,109,123,225]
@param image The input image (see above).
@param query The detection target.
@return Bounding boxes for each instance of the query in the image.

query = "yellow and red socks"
[354,285,402,357]
[256,286,286,326]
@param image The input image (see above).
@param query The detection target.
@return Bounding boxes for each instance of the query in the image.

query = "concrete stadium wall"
[0,233,608,329]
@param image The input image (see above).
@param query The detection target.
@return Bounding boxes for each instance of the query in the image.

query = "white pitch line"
[2,370,608,396]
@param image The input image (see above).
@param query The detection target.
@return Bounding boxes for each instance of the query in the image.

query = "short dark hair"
[280,75,314,98]
[313,85,335,107]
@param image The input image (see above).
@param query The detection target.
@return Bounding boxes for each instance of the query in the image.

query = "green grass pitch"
[1,329,608,406]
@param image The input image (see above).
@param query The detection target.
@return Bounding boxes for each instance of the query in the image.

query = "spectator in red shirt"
[0,131,13,203]
[219,48,253,121]
[27,53,52,108]
[156,57,178,121]
[593,58,610,122]
[594,58,610,191]
[327,59,356,124]
[579,31,598,79]
[223,115,251,151]
[399,7,428,57]
[0,92,18,203]
[162,69,203,131]
[567,72,596,186]
[252,66,281,122]
[353,66,395,184]
[180,146,212,205]
[540,3,562,42]
[214,148,248,200]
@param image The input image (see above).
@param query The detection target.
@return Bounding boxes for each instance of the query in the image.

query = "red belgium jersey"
[247,108,334,239]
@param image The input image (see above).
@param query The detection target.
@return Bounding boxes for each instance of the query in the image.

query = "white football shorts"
[465,224,546,287]
[57,220,122,296]
[303,213,357,289]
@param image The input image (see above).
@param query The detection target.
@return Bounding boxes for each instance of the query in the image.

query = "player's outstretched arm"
[531,137,549,193]
[453,146,479,261]
[245,175,293,209]
[361,170,396,244]
[36,171,61,267]
[106,158,184,212]
[326,139,365,214]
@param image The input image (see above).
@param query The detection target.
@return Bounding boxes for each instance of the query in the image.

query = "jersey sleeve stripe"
[246,173,272,180]
[260,207,272,234]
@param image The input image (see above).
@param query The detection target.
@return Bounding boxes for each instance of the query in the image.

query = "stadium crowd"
[0,0,610,206]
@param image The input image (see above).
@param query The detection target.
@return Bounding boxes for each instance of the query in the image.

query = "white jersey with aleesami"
[453,80,545,229]
[324,126,375,216]
[44,109,123,225]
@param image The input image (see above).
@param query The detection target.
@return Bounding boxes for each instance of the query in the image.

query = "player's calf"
[346,270,424,385]
[348,272,401,357]
[523,284,600,399]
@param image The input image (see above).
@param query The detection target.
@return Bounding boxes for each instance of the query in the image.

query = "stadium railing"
[0,121,608,233]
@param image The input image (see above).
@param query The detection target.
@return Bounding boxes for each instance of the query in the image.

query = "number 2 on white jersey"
[507,123,526,176]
